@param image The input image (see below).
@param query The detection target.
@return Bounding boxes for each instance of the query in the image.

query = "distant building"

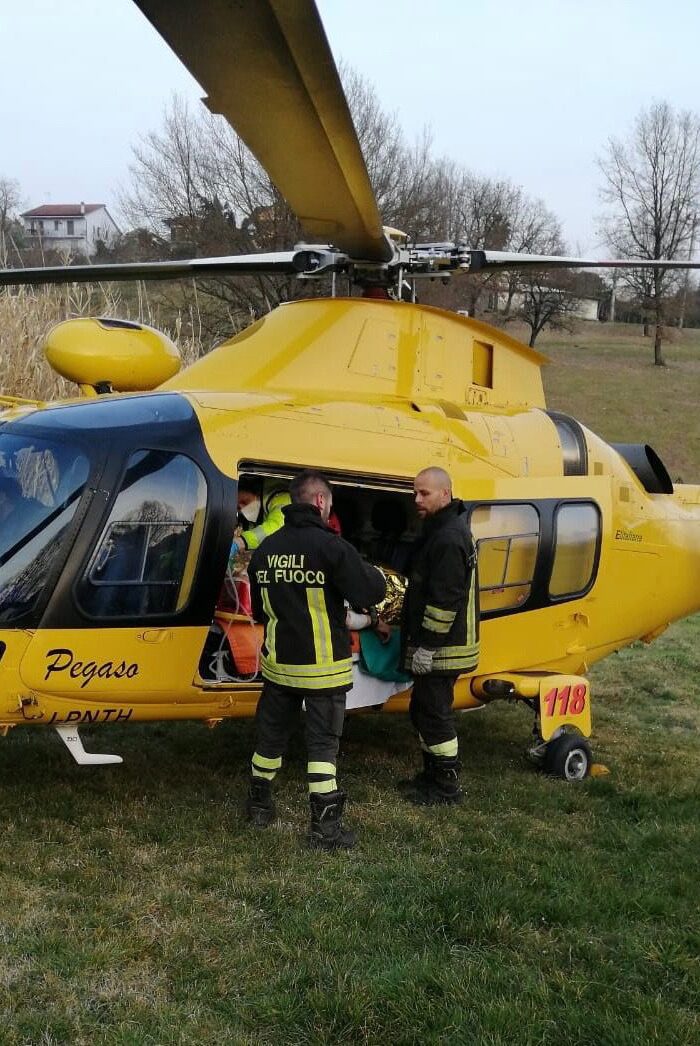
[487,290,604,322]
[21,203,121,257]
[164,215,199,245]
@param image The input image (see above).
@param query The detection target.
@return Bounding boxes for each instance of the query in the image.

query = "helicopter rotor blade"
[0,251,323,288]
[133,0,391,264]
[469,250,700,272]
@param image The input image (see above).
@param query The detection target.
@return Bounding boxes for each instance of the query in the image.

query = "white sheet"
[345,658,411,710]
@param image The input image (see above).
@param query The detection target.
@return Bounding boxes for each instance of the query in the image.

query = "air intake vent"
[98,317,143,330]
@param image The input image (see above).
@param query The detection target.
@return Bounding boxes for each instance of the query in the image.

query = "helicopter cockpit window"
[78,450,207,619]
[470,503,539,613]
[549,502,600,599]
[0,434,90,625]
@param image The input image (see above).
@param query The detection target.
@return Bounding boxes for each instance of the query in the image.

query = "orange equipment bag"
[214,612,263,676]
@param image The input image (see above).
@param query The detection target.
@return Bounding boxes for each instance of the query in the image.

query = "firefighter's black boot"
[407,755,463,806]
[245,776,276,827]
[398,750,438,794]
[308,791,356,851]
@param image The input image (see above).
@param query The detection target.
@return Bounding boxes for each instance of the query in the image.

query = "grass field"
[1,319,698,1044]
[1,617,698,1044]
[537,322,700,483]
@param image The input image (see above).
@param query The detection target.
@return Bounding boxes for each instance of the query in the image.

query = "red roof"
[21,204,105,218]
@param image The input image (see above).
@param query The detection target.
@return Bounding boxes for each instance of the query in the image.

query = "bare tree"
[453,174,518,315]
[419,172,526,315]
[120,74,576,348]
[419,178,573,341]
[120,78,452,343]
[517,271,582,347]
[342,67,464,243]
[508,210,582,345]
[676,220,698,329]
[598,102,700,365]
[501,194,561,316]
[0,176,23,264]
[119,95,302,342]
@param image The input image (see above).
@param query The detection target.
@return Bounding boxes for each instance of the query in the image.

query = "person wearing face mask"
[245,470,386,850]
[229,476,291,560]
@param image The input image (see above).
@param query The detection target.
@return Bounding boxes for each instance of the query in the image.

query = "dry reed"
[0,284,205,401]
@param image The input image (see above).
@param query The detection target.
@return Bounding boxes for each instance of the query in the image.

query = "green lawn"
[1,615,698,1044]
[538,322,700,482]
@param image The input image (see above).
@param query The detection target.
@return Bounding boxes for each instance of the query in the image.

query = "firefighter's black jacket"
[249,502,387,692]
[402,499,480,675]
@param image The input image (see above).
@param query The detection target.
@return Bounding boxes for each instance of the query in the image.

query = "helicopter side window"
[549,502,600,599]
[78,450,207,618]
[470,503,539,612]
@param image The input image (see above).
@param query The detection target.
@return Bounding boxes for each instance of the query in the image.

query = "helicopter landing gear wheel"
[544,733,592,781]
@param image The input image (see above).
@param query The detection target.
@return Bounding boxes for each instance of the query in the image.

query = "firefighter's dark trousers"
[409,674,459,758]
[251,680,347,794]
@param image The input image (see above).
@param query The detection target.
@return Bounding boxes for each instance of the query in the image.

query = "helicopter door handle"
[138,629,173,644]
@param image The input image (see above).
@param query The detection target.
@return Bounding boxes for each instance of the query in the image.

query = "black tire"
[544,733,592,781]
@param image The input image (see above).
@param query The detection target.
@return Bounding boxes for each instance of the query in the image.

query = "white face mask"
[240,498,261,523]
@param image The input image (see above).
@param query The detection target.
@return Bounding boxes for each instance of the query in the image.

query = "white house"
[21,203,121,257]
[487,290,603,322]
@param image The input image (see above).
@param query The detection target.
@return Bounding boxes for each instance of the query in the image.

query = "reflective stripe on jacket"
[402,499,480,675]
[249,502,387,693]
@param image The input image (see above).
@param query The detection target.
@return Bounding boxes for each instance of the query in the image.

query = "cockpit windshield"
[0,433,90,624]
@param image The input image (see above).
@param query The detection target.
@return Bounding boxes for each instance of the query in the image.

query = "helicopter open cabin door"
[11,394,236,724]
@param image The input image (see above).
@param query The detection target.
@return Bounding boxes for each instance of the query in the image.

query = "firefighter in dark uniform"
[246,470,386,849]
[402,466,480,805]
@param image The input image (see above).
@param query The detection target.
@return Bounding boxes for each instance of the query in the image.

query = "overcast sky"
[3,0,699,252]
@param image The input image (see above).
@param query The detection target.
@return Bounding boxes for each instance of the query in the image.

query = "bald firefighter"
[246,470,386,849]
[402,466,480,805]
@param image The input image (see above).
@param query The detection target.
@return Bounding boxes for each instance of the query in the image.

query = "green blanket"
[358,628,412,683]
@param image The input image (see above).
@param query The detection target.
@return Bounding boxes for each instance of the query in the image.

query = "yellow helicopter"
[0,0,698,780]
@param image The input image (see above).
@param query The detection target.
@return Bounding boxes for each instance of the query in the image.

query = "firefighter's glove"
[411,647,435,675]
